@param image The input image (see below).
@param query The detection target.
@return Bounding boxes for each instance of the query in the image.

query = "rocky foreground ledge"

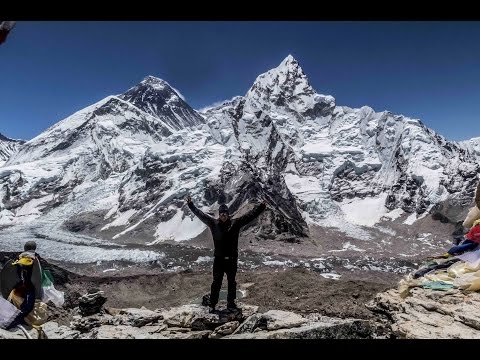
[5,283,479,339]
[5,252,480,339]
[0,299,376,339]
[368,287,480,339]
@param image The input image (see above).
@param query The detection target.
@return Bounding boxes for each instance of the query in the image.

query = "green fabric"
[41,269,54,287]
[422,281,454,291]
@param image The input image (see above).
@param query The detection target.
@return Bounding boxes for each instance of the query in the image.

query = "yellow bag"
[7,290,48,326]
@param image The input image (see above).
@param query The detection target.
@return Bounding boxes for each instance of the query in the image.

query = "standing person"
[186,196,266,312]
[5,257,36,329]
[20,241,44,298]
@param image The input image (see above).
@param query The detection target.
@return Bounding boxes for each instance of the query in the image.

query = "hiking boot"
[209,306,216,314]
[227,301,238,310]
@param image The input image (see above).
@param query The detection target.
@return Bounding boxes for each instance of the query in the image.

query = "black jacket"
[187,202,266,257]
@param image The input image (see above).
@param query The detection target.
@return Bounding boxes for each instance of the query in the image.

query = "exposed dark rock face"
[78,289,107,316]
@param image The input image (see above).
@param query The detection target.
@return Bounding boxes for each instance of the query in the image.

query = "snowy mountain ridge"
[0,133,23,167]
[0,55,479,264]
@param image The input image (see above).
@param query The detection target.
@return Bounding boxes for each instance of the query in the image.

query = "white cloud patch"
[197,101,228,113]
[170,85,186,101]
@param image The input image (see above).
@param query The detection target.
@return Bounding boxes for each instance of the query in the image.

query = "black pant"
[413,258,460,279]
[210,256,237,306]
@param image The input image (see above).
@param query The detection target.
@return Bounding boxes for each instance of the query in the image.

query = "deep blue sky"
[1,21,480,141]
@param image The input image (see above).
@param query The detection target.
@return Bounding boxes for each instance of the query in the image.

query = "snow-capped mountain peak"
[247,55,311,98]
[118,76,204,131]
[140,75,170,88]
[246,55,335,117]
[137,76,186,100]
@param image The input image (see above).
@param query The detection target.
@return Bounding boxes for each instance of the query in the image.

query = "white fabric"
[463,206,480,228]
[457,249,480,268]
[42,285,65,307]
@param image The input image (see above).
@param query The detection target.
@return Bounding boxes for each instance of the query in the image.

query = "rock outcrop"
[369,252,480,339]
[0,301,376,339]
[368,287,480,339]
